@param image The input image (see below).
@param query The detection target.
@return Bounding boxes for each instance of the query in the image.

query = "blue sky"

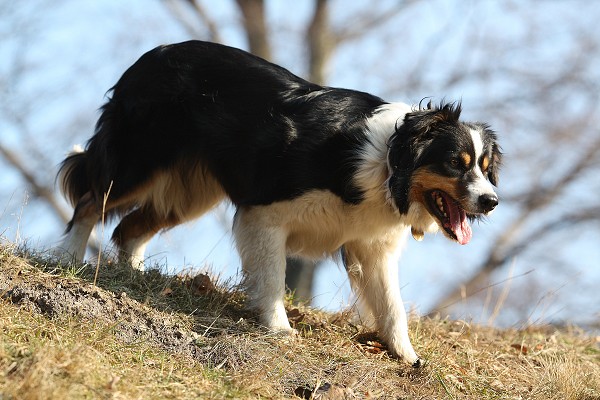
[1,0,598,331]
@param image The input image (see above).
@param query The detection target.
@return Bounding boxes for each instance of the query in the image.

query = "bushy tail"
[58,97,122,209]
[57,145,90,207]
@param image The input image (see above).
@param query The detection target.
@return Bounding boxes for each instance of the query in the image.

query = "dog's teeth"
[436,196,444,213]
[411,227,424,242]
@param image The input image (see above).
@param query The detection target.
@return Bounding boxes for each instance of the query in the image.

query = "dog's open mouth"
[428,190,472,245]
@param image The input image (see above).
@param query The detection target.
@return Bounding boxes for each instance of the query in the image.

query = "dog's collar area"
[384,143,397,211]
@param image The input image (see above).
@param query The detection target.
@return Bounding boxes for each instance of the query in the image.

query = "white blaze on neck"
[356,102,413,205]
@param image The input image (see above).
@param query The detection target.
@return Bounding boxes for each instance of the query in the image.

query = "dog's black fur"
[64,41,386,208]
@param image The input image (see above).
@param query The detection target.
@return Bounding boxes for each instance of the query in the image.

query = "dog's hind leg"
[111,207,178,270]
[112,165,226,270]
[343,231,423,367]
[55,187,147,264]
[54,192,98,264]
[234,207,292,334]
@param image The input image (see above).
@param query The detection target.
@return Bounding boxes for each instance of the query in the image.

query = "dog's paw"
[270,325,299,337]
[411,357,426,368]
[49,248,79,265]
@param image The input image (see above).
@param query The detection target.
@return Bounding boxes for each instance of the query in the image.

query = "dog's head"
[387,101,501,244]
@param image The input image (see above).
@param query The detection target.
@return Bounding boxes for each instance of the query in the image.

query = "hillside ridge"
[1,246,599,399]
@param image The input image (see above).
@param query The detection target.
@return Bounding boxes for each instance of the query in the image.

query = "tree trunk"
[284,258,317,303]
[235,0,271,60]
[306,0,333,85]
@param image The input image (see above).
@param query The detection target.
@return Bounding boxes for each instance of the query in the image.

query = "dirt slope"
[1,248,599,399]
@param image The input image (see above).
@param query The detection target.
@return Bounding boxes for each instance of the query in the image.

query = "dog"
[55,40,501,367]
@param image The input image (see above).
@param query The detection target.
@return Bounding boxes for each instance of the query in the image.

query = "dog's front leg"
[234,208,293,334]
[344,234,423,367]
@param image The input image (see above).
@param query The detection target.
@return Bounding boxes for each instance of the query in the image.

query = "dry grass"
[0,247,246,399]
[1,243,599,399]
[0,307,241,399]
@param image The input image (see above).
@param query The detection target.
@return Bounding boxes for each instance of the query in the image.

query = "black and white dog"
[55,41,501,367]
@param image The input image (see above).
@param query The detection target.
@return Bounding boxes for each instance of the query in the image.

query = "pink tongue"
[442,193,472,245]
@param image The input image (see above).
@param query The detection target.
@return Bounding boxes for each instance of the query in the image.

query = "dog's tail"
[57,145,90,207]
[58,99,121,208]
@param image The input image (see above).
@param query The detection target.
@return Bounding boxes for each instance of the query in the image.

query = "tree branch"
[235,0,271,60]
[332,1,418,45]
[515,136,600,210]
[306,0,333,85]
[163,0,222,42]
[0,143,71,224]
[427,206,600,317]
[0,143,102,255]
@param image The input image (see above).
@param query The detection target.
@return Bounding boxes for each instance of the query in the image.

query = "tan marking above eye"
[460,152,471,168]
[481,155,490,172]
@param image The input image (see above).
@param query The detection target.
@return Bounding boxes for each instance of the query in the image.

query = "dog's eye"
[481,155,490,173]
[449,157,460,168]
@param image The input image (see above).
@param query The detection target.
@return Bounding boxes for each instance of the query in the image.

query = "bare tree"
[0,5,70,227]
[2,0,599,325]
[409,5,600,319]
[235,0,271,60]
[232,0,334,302]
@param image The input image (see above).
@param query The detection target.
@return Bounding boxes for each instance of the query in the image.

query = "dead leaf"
[510,343,528,354]
[445,374,466,391]
[160,287,173,296]
[451,363,467,375]
[364,346,382,354]
[287,308,302,318]
[360,340,386,354]
[367,340,384,349]
[191,273,214,295]
[287,308,305,327]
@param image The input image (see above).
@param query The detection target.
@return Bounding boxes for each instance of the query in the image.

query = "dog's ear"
[406,101,462,134]
[386,131,414,214]
[488,142,502,186]
[387,102,463,213]
[479,125,502,187]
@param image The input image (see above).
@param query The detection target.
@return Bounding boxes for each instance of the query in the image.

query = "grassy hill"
[0,244,599,399]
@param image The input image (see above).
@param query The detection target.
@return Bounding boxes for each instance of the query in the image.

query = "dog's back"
[61,41,384,209]
[61,41,298,208]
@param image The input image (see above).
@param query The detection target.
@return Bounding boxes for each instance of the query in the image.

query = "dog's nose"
[479,193,498,213]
